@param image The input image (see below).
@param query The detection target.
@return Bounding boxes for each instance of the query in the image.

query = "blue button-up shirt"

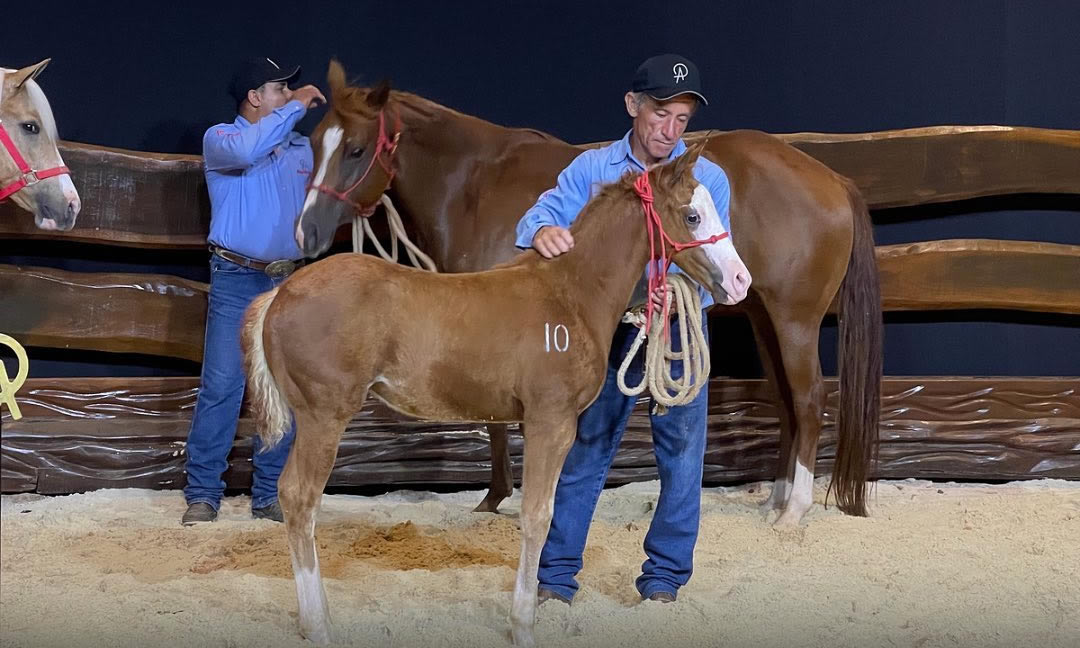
[515,130,731,308]
[203,100,312,262]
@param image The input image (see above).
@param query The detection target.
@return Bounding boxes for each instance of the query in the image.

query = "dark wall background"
[3,0,1078,379]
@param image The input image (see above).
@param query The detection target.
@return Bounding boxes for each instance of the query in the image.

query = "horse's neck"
[390,103,499,262]
[390,97,566,270]
[540,194,652,343]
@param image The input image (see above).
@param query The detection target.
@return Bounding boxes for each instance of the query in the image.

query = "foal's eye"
[21,122,40,135]
[685,208,700,225]
[348,147,364,159]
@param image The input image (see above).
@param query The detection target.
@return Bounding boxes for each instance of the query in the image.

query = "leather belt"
[210,246,304,279]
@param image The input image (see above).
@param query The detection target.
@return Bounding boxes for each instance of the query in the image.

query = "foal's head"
[1,59,80,230]
[295,59,399,258]
[627,139,751,306]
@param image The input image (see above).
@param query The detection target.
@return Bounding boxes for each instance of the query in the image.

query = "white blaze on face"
[690,182,751,304]
[297,126,344,245]
[300,126,343,217]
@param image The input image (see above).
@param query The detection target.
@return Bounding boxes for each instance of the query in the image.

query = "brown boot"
[642,590,676,603]
[252,501,284,522]
[537,587,572,606]
[181,502,217,526]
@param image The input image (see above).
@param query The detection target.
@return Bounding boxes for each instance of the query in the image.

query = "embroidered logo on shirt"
[673,63,688,84]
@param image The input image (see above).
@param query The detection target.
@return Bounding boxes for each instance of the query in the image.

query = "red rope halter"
[308,107,401,215]
[634,171,729,337]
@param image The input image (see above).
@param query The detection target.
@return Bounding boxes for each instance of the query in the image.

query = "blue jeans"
[183,254,297,511]
[538,315,709,601]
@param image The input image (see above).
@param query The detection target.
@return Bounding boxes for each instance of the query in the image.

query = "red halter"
[634,170,729,336]
[0,120,71,202]
[308,108,401,216]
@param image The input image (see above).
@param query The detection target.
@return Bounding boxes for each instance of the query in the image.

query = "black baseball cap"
[631,54,708,106]
[229,56,301,106]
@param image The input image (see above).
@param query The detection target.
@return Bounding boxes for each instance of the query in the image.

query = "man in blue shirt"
[182,57,325,526]
[515,54,731,604]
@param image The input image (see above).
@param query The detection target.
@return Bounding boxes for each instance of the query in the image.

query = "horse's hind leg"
[510,413,575,648]
[279,407,350,645]
[474,423,515,513]
[768,311,828,527]
[744,296,798,513]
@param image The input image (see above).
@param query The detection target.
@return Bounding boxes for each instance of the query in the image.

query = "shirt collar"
[609,129,687,169]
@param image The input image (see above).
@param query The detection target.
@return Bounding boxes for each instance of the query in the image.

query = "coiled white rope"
[616,273,710,415]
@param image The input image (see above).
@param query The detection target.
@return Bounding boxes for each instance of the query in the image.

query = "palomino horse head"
[0,59,80,230]
[295,59,399,258]
[637,138,751,306]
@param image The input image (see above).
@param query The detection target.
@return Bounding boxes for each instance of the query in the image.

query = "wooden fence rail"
[2,125,1078,494]
[3,377,1077,494]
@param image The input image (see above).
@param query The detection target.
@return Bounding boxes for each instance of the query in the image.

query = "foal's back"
[266,254,607,422]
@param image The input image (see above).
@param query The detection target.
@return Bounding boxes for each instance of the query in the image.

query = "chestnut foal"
[243,139,748,646]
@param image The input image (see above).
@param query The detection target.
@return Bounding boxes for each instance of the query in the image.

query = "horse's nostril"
[303,222,320,254]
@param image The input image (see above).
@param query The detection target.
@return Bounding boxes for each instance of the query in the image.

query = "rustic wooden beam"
[871,239,1080,314]
[4,377,1077,494]
[1,127,1076,248]
[0,264,207,362]
[772,125,1080,208]
[5,237,1076,363]
[0,141,209,247]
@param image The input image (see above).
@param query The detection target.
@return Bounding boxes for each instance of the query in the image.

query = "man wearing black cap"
[181,57,325,526]
[515,54,732,604]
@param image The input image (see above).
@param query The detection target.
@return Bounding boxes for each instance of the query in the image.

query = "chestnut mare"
[296,61,882,525]
[244,141,747,645]
[0,59,80,230]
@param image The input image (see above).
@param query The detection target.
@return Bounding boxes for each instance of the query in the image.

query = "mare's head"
[295,59,399,258]
[617,139,751,305]
[0,59,80,230]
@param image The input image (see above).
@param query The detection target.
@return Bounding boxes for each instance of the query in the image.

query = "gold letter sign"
[0,334,29,420]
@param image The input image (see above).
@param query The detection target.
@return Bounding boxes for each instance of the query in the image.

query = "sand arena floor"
[2,478,1078,648]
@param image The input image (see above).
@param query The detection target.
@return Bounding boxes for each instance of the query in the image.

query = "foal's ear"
[9,58,51,91]
[661,138,707,187]
[365,79,392,109]
[327,58,347,102]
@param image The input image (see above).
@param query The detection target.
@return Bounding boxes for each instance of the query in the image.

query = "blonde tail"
[243,287,292,449]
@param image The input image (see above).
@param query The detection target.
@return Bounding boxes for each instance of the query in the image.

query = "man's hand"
[292,85,327,110]
[532,226,575,259]
[650,285,675,314]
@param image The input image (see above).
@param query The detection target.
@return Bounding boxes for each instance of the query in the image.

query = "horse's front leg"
[509,412,576,648]
[279,409,350,645]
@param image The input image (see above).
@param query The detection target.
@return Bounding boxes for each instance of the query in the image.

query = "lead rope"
[352,194,438,272]
[616,273,710,415]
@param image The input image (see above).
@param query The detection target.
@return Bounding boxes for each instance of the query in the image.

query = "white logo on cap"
[673,63,688,84]
[266,57,281,70]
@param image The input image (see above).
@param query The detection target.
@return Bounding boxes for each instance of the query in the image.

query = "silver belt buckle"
[264,259,297,279]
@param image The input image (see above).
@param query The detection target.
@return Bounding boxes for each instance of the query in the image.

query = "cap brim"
[268,65,301,86]
[647,89,708,106]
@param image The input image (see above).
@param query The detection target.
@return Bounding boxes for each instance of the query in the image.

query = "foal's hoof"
[300,625,332,646]
[511,628,537,648]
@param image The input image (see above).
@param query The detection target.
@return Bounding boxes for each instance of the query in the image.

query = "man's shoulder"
[559,145,609,181]
[692,152,729,185]
[204,121,239,142]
